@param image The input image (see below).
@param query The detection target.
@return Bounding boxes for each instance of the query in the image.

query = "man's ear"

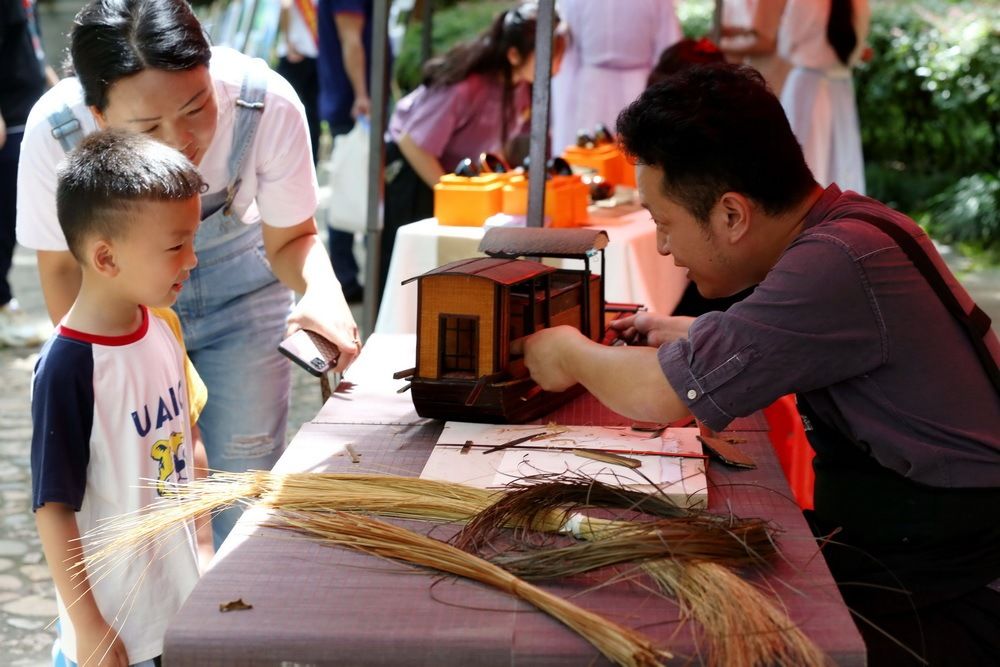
[90,239,120,277]
[716,192,753,244]
[89,106,107,129]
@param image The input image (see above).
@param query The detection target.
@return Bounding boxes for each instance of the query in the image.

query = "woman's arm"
[397,132,445,187]
[37,250,82,324]
[333,11,371,118]
[36,503,129,666]
[262,216,361,370]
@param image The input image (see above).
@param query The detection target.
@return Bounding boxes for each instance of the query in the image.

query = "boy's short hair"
[617,63,815,223]
[56,129,205,262]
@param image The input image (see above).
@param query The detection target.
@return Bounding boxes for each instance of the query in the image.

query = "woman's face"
[508,48,563,84]
[94,65,218,166]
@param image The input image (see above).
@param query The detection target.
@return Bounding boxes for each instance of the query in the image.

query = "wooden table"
[164,335,865,665]
[375,207,690,335]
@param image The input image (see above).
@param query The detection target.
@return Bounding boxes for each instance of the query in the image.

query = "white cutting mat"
[419,422,707,507]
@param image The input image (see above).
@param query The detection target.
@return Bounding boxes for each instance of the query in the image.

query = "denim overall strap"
[46,105,84,152]
[193,58,269,251]
[173,60,293,551]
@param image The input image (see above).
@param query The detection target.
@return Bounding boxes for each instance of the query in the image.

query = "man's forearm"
[563,337,689,423]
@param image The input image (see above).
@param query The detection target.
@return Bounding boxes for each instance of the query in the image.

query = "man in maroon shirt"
[514,63,1000,666]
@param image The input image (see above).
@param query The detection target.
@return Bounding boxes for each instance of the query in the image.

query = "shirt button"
[687,389,698,400]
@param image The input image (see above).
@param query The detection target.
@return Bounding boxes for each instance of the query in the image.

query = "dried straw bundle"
[490,516,775,578]
[80,472,822,667]
[269,509,671,667]
[455,477,691,551]
[644,560,830,667]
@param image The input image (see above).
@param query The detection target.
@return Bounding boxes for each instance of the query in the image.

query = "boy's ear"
[90,239,120,278]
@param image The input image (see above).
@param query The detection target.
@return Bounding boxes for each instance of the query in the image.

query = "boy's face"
[104,197,201,308]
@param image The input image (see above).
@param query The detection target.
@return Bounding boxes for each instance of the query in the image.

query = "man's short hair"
[617,63,815,223]
[56,130,205,262]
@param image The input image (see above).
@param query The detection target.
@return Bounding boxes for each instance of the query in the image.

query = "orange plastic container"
[433,173,510,227]
[500,174,590,228]
[561,144,636,188]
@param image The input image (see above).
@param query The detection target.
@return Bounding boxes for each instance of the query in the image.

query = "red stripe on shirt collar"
[57,306,150,346]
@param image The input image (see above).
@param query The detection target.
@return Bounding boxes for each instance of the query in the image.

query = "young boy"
[31,130,207,667]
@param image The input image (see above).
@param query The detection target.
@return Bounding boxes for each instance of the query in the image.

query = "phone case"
[278,329,340,377]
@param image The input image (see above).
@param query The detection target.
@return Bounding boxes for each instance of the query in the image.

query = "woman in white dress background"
[778,0,870,194]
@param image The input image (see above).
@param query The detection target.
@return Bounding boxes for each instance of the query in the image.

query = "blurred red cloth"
[763,395,815,510]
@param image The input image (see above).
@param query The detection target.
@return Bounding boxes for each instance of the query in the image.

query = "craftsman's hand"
[287,288,362,372]
[609,313,694,347]
[511,326,588,392]
[75,616,128,667]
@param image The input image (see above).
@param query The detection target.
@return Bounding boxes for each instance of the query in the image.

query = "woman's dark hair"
[421,1,563,148]
[826,0,857,65]
[70,0,212,111]
[617,63,815,223]
[647,38,725,88]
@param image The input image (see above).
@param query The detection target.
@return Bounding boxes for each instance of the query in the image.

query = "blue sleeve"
[329,0,365,15]
[30,338,94,511]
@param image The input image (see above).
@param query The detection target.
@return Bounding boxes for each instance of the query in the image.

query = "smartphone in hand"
[278,329,340,377]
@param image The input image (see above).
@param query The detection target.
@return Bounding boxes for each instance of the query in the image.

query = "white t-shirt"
[16,47,319,252]
[279,0,319,59]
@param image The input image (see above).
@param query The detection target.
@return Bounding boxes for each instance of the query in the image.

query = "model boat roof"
[478,227,609,259]
[402,256,557,286]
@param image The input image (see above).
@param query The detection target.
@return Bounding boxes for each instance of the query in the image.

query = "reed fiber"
[490,516,775,578]
[644,560,830,667]
[80,472,822,666]
[269,509,670,667]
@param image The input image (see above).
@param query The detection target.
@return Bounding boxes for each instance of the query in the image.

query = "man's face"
[637,164,736,299]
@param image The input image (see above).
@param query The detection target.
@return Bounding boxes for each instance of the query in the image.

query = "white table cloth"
[375,207,689,334]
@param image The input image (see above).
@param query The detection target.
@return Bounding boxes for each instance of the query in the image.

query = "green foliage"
[394,1,513,95]
[678,0,715,39]
[855,0,1000,257]
[925,173,1000,250]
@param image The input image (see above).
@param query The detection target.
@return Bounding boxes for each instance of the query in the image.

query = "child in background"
[31,130,209,667]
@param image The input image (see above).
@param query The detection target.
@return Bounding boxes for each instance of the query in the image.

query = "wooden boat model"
[398,227,640,423]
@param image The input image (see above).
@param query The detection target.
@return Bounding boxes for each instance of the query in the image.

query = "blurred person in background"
[778,0,869,195]
[551,0,681,154]
[379,1,564,296]
[720,0,790,96]
[277,0,321,161]
[318,0,374,304]
[0,0,56,346]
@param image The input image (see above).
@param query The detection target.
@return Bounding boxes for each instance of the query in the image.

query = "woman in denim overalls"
[26,0,361,549]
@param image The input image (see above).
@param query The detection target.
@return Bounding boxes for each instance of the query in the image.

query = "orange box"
[562,144,636,188]
[433,173,510,227]
[500,174,590,228]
